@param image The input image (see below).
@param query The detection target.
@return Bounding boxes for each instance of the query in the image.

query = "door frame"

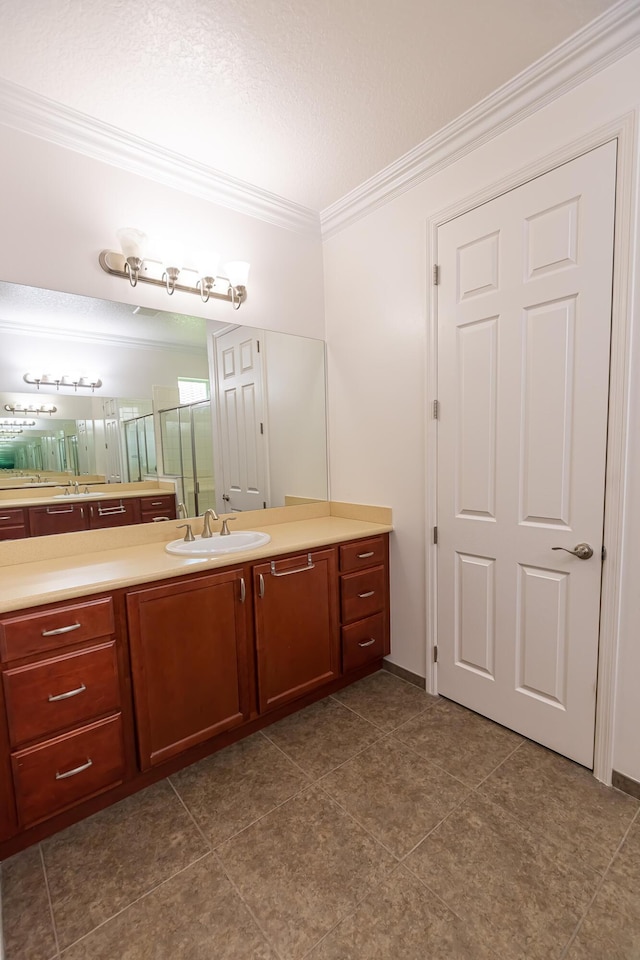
[425,111,637,784]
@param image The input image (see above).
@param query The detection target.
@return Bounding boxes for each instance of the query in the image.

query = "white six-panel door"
[436,142,617,767]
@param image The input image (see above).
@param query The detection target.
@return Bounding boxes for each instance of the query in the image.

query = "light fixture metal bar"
[98,251,247,307]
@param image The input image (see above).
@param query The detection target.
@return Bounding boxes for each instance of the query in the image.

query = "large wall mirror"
[0,281,328,529]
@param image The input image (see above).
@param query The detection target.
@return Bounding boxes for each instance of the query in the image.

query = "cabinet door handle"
[357,551,375,559]
[45,506,75,515]
[151,516,169,522]
[258,573,265,598]
[239,577,246,603]
[358,590,375,599]
[358,638,377,648]
[55,758,93,780]
[98,505,126,516]
[41,622,82,637]
[0,515,13,521]
[48,682,86,702]
[150,501,164,506]
[270,554,314,577]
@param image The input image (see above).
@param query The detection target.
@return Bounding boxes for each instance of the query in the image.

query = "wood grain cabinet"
[28,502,88,537]
[339,537,390,672]
[0,507,28,541]
[25,494,175,538]
[139,494,177,523]
[0,597,127,829]
[253,548,340,713]
[126,569,251,770]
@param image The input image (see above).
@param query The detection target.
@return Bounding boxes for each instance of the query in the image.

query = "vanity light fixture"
[23,373,103,392]
[99,228,249,310]
[0,428,22,435]
[4,403,58,415]
[0,419,36,426]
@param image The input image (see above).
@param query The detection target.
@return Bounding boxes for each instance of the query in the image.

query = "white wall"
[324,48,640,780]
[0,126,325,341]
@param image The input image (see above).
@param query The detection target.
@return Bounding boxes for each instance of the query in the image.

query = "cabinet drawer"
[342,614,386,672]
[0,597,115,662]
[340,566,385,624]
[0,508,26,529]
[0,525,28,541]
[88,498,141,529]
[140,495,176,520]
[12,714,125,828]
[339,537,386,573]
[4,641,120,747]
[28,503,88,537]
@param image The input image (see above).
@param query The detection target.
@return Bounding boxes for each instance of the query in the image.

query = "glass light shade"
[194,252,221,279]
[116,228,147,260]
[225,261,250,287]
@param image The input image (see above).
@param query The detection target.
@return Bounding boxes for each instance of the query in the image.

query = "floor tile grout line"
[210,779,316,851]
[397,861,470,925]
[56,849,213,955]
[39,842,61,959]
[558,799,640,960]
[385,731,479,789]
[328,691,439,733]
[314,780,402,862]
[471,738,525,791]
[166,776,214,852]
[261,719,387,782]
[396,788,474,868]
[211,849,287,960]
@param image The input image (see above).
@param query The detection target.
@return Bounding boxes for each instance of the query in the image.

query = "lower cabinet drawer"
[12,714,125,828]
[0,597,115,662]
[4,641,121,748]
[0,525,27,541]
[340,566,386,624]
[342,614,386,671]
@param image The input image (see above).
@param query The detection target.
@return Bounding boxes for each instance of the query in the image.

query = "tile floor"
[2,669,639,959]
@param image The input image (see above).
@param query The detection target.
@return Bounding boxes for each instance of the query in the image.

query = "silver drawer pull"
[357,551,375,559]
[45,506,75,515]
[48,683,86,702]
[150,501,164,506]
[41,622,82,637]
[270,554,314,577]
[240,577,246,603]
[358,591,375,599]
[55,758,93,780]
[258,573,265,598]
[358,638,377,648]
[0,515,13,521]
[152,516,169,522]
[98,505,126,516]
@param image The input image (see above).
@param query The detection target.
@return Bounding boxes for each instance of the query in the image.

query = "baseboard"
[382,659,426,689]
[612,770,640,800]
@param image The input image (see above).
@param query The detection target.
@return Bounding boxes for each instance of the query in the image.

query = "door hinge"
[433,264,440,285]
[260,422,264,435]
[602,545,607,561]
[263,501,267,509]
[433,646,438,663]
[433,526,438,545]
[257,340,260,352]
[433,399,440,419]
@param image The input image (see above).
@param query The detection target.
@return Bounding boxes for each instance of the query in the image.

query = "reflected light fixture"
[99,228,250,309]
[4,403,58,415]
[0,428,22,435]
[0,419,36,426]
[23,373,102,392]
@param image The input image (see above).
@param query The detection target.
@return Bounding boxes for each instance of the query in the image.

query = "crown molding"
[320,0,640,239]
[0,80,320,238]
[0,318,205,355]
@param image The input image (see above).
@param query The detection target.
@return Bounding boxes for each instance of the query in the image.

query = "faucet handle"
[220,516,237,536]
[176,523,195,542]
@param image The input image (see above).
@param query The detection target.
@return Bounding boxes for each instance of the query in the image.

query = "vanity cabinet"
[126,569,251,770]
[0,507,28,541]
[87,498,142,529]
[139,494,177,523]
[339,536,390,671]
[28,502,88,537]
[0,597,129,829]
[253,548,340,713]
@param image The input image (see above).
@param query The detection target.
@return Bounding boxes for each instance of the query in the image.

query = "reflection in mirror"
[0,281,328,531]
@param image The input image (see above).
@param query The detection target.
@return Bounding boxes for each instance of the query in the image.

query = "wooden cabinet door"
[253,548,340,713]
[126,570,250,770]
[87,499,141,529]
[28,504,89,537]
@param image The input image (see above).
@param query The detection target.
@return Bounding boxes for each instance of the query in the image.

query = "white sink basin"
[165,531,271,556]
[52,492,104,499]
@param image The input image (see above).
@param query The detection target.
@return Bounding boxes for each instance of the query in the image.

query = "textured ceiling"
[0,0,620,210]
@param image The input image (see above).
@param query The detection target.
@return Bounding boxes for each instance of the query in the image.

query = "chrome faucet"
[176,523,195,542]
[73,481,80,494]
[201,508,220,538]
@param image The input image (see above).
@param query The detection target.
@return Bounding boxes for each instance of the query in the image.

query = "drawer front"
[140,495,176,521]
[0,508,26,529]
[340,566,385,624]
[0,597,115,662]
[88,498,141,529]
[0,526,28,541]
[342,614,386,672]
[12,714,125,828]
[339,537,386,573]
[4,641,120,747]
[28,503,88,537]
